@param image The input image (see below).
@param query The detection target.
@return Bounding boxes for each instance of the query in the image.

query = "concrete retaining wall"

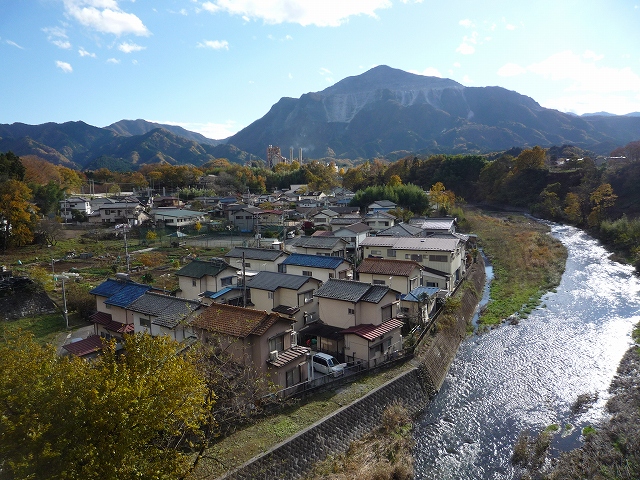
[219,262,486,480]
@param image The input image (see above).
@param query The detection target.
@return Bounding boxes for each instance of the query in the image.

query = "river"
[413,223,640,479]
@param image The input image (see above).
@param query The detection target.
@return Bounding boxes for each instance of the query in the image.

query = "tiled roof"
[330,217,361,225]
[91,311,135,334]
[175,258,234,278]
[225,247,287,261]
[401,286,441,302]
[376,223,423,237]
[62,335,104,357]
[314,279,394,304]
[268,345,310,368]
[282,253,346,269]
[337,222,371,234]
[341,318,404,341]
[357,258,422,276]
[91,311,112,325]
[369,200,397,207]
[408,218,456,230]
[90,279,151,307]
[192,303,288,338]
[127,292,200,319]
[366,211,397,219]
[288,236,347,249]
[246,271,312,292]
[311,230,334,237]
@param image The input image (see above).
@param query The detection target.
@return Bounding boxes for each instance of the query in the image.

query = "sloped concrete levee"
[219,262,486,480]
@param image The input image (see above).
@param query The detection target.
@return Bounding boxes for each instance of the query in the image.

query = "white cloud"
[319,67,332,75]
[453,62,461,68]
[410,67,442,77]
[285,35,293,41]
[497,62,526,77]
[107,57,120,63]
[158,120,240,139]
[456,31,477,55]
[462,75,473,84]
[63,0,150,36]
[6,40,24,49]
[459,19,473,28]
[196,40,229,50]
[505,23,516,30]
[288,72,293,79]
[56,60,73,73]
[118,41,145,53]
[78,47,96,57]
[196,0,392,27]
[583,50,604,61]
[43,26,72,49]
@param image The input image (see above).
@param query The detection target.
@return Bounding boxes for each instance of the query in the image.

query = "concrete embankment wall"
[219,262,486,480]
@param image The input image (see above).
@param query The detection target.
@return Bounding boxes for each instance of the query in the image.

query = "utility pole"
[61,276,69,329]
[242,251,247,308]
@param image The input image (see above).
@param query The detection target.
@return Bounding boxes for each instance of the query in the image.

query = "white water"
[413,224,640,479]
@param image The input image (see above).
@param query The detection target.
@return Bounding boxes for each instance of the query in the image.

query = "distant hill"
[226,65,640,158]
[107,119,221,146]
[0,122,249,171]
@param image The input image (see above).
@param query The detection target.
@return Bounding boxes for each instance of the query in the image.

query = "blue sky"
[1,1,640,140]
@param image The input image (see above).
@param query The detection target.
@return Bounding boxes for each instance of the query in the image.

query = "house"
[90,199,149,225]
[361,236,465,292]
[409,217,457,235]
[175,258,238,300]
[224,247,289,274]
[313,279,401,329]
[330,223,371,261]
[229,206,263,232]
[376,223,424,237]
[400,286,440,325]
[154,196,183,208]
[246,271,320,330]
[192,303,311,389]
[364,211,397,232]
[329,216,363,231]
[310,209,340,227]
[280,253,352,283]
[151,208,206,228]
[356,258,422,295]
[367,200,397,214]
[313,279,403,365]
[287,236,348,258]
[89,278,151,340]
[127,292,201,341]
[59,196,92,222]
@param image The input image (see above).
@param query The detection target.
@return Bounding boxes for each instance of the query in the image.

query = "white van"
[312,352,344,377]
[286,230,296,239]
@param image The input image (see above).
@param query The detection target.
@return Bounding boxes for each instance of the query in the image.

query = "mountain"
[226,65,640,158]
[106,119,221,146]
[0,122,248,171]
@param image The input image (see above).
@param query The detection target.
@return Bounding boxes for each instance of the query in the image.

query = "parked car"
[312,352,344,377]
[286,230,296,239]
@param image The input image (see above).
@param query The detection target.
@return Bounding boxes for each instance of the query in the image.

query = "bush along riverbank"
[464,209,568,327]
[512,323,640,480]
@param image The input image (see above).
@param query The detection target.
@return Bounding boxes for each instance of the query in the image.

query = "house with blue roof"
[400,286,441,325]
[89,277,152,340]
[279,253,352,283]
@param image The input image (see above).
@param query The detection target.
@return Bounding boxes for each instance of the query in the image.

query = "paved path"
[55,324,96,356]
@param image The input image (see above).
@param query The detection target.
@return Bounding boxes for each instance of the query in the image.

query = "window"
[426,281,438,287]
[286,367,301,387]
[329,273,334,279]
[268,334,284,352]
[384,221,389,226]
[221,276,233,287]
[387,249,396,257]
[268,292,274,299]
[244,262,251,268]
[278,264,286,273]
[410,254,423,262]
[245,216,253,219]
[348,308,355,315]
[429,255,449,262]
[302,270,312,277]
[373,279,386,285]
[298,290,314,306]
[382,305,392,321]
[371,250,381,256]
[192,279,197,287]
[140,317,151,328]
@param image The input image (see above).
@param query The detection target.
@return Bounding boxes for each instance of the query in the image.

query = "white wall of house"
[317,291,399,329]
[357,272,419,295]
[344,328,402,364]
[282,263,351,283]
[177,269,237,300]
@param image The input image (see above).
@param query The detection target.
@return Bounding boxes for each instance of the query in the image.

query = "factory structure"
[267,145,303,168]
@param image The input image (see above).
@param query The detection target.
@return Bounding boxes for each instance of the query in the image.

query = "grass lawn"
[465,210,567,326]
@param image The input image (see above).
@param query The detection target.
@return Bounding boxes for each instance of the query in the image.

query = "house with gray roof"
[400,286,441,325]
[364,211,397,232]
[376,223,424,238]
[224,247,289,273]
[151,208,206,229]
[408,217,457,234]
[367,200,397,214]
[286,236,348,257]
[246,271,320,330]
[314,279,401,330]
[127,292,202,341]
[280,253,352,282]
[175,258,238,300]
